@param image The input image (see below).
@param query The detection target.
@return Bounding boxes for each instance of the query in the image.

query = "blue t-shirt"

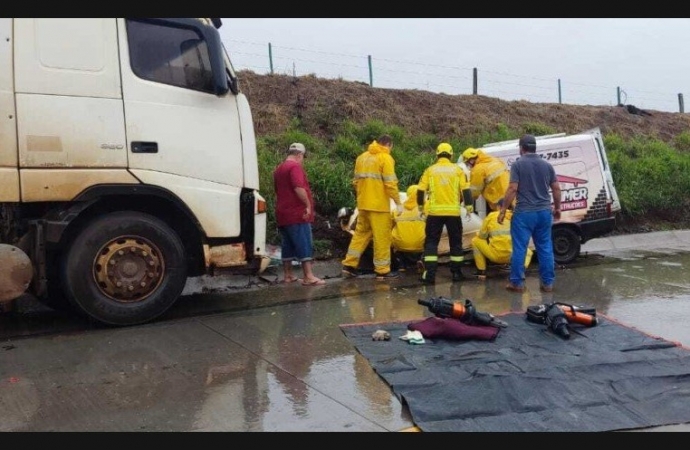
[510,153,557,213]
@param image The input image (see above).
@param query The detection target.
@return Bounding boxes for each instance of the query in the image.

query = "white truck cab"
[0,18,267,325]
[460,128,621,264]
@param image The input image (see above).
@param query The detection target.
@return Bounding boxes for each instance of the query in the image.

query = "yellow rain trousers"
[342,210,394,274]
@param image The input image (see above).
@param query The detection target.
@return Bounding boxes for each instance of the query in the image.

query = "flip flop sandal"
[302,278,326,286]
[281,276,301,284]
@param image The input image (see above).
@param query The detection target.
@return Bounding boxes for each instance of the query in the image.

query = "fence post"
[617,86,621,105]
[679,93,685,113]
[473,68,477,95]
[558,79,562,104]
[268,43,274,74]
[368,55,373,87]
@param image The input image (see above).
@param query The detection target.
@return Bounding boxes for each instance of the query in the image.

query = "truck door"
[118,18,244,188]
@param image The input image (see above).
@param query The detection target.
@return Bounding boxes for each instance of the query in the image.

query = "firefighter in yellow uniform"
[341,135,402,280]
[461,147,510,212]
[391,184,426,271]
[471,207,533,280]
[417,143,473,284]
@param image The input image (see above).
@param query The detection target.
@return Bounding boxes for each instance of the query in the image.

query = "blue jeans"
[510,210,554,287]
[279,223,314,262]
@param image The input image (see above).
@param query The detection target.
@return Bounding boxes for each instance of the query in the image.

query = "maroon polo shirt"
[273,159,315,227]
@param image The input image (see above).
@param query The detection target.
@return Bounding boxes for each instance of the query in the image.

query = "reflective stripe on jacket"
[477,209,513,254]
[353,141,401,212]
[469,152,510,209]
[418,158,469,216]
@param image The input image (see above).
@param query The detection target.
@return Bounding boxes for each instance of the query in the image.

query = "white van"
[461,128,621,265]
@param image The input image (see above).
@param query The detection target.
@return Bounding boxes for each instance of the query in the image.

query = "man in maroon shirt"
[273,143,325,286]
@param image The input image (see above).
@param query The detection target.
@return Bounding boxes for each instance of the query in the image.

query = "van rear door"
[586,128,621,213]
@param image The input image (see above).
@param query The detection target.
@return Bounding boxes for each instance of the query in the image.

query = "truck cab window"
[126,19,215,93]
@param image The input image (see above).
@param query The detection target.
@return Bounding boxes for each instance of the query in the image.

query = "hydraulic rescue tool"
[418,297,508,328]
[526,302,598,339]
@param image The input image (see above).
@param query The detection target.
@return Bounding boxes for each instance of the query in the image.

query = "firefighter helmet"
[462,147,480,163]
[436,142,453,156]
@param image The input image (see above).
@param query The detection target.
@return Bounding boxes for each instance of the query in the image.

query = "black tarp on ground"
[340,313,690,432]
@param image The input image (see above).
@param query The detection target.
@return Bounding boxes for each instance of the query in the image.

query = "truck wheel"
[61,211,187,326]
[552,227,581,265]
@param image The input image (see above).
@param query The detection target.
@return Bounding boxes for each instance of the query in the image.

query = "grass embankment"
[258,120,690,254]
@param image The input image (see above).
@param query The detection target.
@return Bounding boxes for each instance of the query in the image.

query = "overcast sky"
[218,18,690,114]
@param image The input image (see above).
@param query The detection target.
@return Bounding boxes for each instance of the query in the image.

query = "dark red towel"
[408,317,500,341]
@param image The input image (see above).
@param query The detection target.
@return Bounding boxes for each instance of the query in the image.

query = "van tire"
[552,226,581,265]
[61,211,188,326]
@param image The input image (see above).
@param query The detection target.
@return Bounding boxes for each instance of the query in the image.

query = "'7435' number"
[539,150,569,160]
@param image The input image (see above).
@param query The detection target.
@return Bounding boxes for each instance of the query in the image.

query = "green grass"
[259,120,690,245]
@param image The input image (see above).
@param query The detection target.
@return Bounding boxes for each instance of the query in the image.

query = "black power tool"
[418,297,508,328]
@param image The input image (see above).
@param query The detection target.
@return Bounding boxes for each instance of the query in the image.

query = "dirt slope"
[239,70,690,144]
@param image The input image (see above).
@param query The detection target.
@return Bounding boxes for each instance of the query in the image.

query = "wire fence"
[225,39,686,114]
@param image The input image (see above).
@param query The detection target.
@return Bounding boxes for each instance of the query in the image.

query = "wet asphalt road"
[1,230,690,431]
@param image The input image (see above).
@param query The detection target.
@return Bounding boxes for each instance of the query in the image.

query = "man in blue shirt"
[497,134,561,293]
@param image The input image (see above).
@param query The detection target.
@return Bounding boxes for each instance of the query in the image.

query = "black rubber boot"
[451,261,465,282]
[420,271,436,284]
[419,261,436,284]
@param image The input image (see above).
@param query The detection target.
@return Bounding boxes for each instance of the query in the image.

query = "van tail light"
[257,198,267,214]
[606,201,612,217]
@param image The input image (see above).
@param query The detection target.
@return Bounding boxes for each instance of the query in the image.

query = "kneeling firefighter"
[391,184,426,270]
[471,206,533,280]
[416,142,473,284]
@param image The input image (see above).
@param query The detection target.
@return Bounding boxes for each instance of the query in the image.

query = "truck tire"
[552,226,581,265]
[61,211,188,326]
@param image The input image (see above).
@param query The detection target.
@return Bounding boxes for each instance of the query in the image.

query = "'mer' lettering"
[562,187,588,201]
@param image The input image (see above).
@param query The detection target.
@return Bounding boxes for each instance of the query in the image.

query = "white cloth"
[399,330,425,344]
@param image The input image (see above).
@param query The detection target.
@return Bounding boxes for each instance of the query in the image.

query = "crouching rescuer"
[471,205,533,280]
[416,143,473,284]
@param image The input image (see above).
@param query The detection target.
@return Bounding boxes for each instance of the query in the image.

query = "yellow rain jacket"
[469,150,510,210]
[392,185,426,252]
[353,140,400,212]
[477,209,513,255]
[418,158,470,216]
[472,209,532,270]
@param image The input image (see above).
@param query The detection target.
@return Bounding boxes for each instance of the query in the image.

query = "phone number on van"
[539,150,570,160]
